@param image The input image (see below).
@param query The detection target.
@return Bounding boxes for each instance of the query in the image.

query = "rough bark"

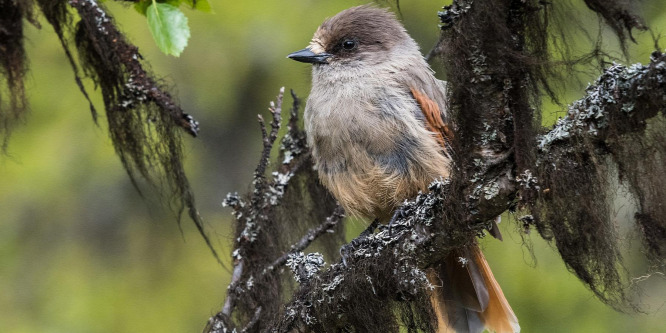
[208,1,664,332]
[0,1,662,332]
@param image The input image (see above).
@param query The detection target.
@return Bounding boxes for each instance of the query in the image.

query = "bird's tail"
[428,245,520,333]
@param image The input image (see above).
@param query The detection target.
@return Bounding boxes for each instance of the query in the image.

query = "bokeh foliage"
[1,0,665,332]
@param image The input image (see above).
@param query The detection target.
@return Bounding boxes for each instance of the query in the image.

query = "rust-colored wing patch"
[410,87,453,150]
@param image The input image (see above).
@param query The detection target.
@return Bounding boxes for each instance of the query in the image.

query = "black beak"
[287,48,331,64]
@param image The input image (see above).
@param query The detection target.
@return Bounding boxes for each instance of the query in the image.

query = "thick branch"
[212,3,666,331]
[268,51,666,331]
[538,52,666,153]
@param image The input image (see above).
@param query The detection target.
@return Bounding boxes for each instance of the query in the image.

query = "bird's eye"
[342,39,357,50]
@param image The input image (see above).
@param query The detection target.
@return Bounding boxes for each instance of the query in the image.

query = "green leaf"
[146,2,191,57]
[184,0,213,13]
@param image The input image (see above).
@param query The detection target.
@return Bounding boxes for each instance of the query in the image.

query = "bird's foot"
[388,207,409,235]
[340,219,379,267]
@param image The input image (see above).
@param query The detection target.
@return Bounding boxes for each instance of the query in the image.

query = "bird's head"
[287,6,414,68]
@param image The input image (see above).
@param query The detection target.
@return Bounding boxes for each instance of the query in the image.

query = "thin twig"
[241,307,263,333]
[425,35,445,62]
[254,87,284,189]
[256,114,269,177]
[288,89,301,136]
[264,206,345,273]
[268,87,284,144]
[221,260,244,316]
[213,87,322,332]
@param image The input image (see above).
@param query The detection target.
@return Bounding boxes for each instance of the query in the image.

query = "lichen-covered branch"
[272,179,475,332]
[537,53,666,151]
[265,51,666,332]
[265,205,345,274]
[2,0,658,331]
[5,0,219,262]
[0,0,221,262]
[214,89,290,331]
[206,89,341,333]
[260,2,664,331]
[527,53,666,306]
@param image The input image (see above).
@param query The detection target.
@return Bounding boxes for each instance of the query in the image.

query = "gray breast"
[305,82,424,178]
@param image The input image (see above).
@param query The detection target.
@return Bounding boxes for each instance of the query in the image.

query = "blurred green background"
[1,0,665,332]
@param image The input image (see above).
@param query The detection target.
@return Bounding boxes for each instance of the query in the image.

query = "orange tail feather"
[429,246,520,333]
[473,247,520,333]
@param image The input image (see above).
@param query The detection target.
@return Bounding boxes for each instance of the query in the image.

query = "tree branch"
[206,88,341,333]
[264,205,345,274]
[266,50,666,331]
[537,53,666,152]
[209,2,666,332]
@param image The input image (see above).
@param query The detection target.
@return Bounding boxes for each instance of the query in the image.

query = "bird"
[287,5,520,333]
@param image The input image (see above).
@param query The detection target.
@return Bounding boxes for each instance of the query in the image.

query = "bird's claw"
[388,207,408,235]
[340,219,379,267]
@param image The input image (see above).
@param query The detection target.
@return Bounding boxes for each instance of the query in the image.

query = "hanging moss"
[34,0,217,261]
[532,56,666,309]
[0,0,35,150]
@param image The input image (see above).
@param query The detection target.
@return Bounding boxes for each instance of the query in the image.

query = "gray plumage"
[303,6,451,220]
[288,5,520,333]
